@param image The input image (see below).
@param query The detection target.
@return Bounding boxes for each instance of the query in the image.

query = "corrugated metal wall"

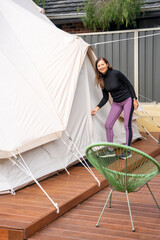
[138,29,160,102]
[78,28,160,103]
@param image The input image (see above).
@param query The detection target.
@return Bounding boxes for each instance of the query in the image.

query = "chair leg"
[96,188,113,227]
[109,190,112,208]
[125,190,135,232]
[146,182,160,210]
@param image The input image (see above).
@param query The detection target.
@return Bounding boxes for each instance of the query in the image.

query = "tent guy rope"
[9,153,59,213]
[60,131,100,186]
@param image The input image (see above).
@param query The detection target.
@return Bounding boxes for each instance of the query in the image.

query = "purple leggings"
[105,97,134,146]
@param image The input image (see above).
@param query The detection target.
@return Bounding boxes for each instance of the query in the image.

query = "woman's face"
[97,59,108,74]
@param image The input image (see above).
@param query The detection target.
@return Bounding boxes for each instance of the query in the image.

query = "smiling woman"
[91,57,139,158]
[95,57,113,89]
[97,58,108,74]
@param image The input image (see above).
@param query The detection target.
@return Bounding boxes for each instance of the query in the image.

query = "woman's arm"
[91,89,109,116]
[119,71,137,100]
[119,72,139,110]
[119,71,139,109]
[97,89,109,108]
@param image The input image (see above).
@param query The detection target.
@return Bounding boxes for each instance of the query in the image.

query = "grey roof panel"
[44,0,84,16]
[142,0,160,9]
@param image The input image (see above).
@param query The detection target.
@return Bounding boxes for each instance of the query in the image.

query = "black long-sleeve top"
[97,69,137,108]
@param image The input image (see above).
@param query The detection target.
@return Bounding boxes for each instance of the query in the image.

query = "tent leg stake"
[64,168,70,175]
[10,189,16,196]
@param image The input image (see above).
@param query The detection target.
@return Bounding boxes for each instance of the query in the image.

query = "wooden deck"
[29,154,160,240]
[0,132,160,240]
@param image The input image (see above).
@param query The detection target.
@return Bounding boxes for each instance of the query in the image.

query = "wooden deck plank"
[28,222,160,240]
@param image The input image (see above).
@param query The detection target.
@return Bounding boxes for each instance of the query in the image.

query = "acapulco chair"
[85,142,160,231]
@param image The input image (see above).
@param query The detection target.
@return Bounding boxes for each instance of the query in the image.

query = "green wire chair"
[85,142,160,231]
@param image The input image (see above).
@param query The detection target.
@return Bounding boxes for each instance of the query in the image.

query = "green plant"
[33,0,46,8]
[81,0,144,31]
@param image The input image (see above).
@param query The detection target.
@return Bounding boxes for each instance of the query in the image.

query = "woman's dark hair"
[95,57,113,89]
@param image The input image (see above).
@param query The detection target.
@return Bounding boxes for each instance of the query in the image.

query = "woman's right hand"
[133,99,139,110]
[91,106,100,116]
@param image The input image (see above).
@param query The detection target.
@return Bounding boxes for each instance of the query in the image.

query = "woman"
[91,57,139,159]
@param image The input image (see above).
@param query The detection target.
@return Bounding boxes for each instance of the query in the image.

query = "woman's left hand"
[133,99,139,110]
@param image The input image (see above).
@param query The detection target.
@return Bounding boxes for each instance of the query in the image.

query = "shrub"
[80,0,144,31]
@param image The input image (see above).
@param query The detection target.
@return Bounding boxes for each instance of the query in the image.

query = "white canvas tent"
[0,0,141,207]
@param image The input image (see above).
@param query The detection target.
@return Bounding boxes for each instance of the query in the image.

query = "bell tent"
[0,0,141,209]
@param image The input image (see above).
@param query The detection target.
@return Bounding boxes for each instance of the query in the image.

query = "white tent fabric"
[0,0,88,157]
[0,0,141,194]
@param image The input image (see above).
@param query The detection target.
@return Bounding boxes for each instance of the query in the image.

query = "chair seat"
[104,166,159,192]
